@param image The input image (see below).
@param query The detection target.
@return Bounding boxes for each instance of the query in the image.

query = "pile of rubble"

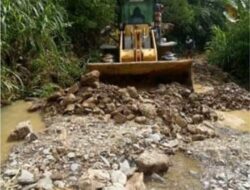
[39,70,249,130]
[199,83,250,110]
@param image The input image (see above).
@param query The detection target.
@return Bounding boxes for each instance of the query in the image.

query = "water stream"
[216,110,250,132]
[146,152,203,190]
[0,101,45,164]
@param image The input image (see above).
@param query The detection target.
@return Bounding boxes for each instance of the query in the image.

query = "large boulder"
[81,70,100,87]
[27,100,44,112]
[8,121,32,142]
[135,150,170,174]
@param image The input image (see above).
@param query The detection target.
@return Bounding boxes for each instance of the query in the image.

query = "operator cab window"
[129,7,145,24]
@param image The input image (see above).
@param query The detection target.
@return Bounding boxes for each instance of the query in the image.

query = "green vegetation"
[206,0,250,86]
[63,0,115,54]
[1,0,80,99]
[161,0,227,49]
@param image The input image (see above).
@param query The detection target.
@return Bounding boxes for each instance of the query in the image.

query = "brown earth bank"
[1,56,250,190]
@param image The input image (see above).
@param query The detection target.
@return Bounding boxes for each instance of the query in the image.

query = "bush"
[161,0,226,49]
[29,51,83,89]
[1,0,82,100]
[1,0,69,65]
[161,0,194,45]
[206,6,250,86]
[62,0,116,54]
[1,65,24,101]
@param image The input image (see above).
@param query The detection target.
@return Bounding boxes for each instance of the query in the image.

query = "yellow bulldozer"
[87,0,193,88]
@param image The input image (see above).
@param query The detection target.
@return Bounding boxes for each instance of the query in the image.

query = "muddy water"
[1,101,45,164]
[146,152,203,190]
[217,110,250,132]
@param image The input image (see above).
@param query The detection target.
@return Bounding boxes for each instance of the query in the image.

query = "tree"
[63,0,116,54]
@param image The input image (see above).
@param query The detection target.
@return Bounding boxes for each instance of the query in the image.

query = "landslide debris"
[41,70,250,127]
[2,66,250,190]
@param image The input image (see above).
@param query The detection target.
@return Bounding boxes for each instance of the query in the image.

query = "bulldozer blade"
[86,59,193,89]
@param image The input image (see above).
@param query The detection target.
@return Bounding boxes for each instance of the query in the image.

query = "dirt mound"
[42,71,249,119]
[199,83,250,110]
[29,70,247,142]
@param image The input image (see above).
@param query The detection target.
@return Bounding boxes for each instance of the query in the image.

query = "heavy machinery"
[87,0,193,87]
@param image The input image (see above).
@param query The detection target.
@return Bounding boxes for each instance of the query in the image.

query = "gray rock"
[69,176,78,181]
[192,114,204,124]
[215,173,226,181]
[100,156,110,167]
[67,152,76,159]
[43,148,51,155]
[4,169,19,177]
[111,170,127,185]
[136,150,169,174]
[151,173,166,183]
[189,170,198,175]
[112,163,119,170]
[8,121,32,142]
[37,176,53,190]
[17,170,36,185]
[243,182,250,188]
[71,163,80,172]
[163,139,179,148]
[54,180,65,188]
[135,116,147,124]
[25,132,38,142]
[46,155,55,161]
[120,160,130,175]
[148,133,161,143]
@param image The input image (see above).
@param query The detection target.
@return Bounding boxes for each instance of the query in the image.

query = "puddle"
[216,110,250,132]
[194,84,214,94]
[146,152,203,190]
[1,101,45,164]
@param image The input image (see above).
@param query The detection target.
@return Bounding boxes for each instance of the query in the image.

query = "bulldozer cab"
[118,0,155,25]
